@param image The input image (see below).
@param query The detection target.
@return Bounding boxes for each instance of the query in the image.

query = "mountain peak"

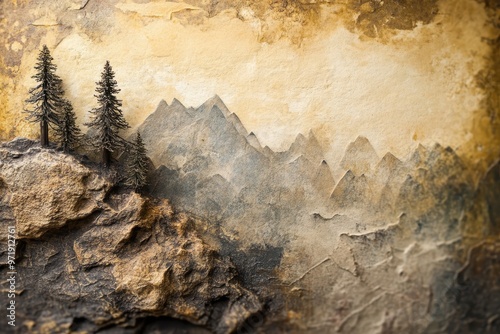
[283,131,325,164]
[353,136,371,147]
[378,152,402,169]
[294,133,307,145]
[158,99,168,108]
[208,94,224,105]
[341,136,379,176]
[208,104,225,117]
[247,132,262,150]
[199,95,231,118]
[313,160,335,196]
[171,98,185,108]
[227,113,249,137]
[409,144,429,167]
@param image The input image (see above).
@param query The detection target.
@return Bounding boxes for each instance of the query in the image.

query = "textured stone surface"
[0,138,108,239]
[0,142,261,333]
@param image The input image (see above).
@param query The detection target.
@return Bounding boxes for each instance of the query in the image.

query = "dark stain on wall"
[352,0,439,37]
[181,0,441,41]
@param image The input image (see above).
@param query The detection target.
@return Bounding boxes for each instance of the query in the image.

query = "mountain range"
[132,96,500,333]
[137,96,472,246]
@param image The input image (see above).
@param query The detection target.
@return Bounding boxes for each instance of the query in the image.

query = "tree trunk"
[40,121,49,147]
[102,148,111,167]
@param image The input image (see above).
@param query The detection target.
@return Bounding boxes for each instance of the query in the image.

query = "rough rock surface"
[0,139,261,333]
[0,138,108,239]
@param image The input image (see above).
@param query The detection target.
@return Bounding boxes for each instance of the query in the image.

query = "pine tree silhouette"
[85,61,129,167]
[126,132,149,192]
[25,45,64,147]
[55,99,82,152]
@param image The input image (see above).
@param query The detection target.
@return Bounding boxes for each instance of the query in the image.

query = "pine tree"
[126,132,149,192]
[25,45,64,147]
[55,99,82,152]
[85,61,129,167]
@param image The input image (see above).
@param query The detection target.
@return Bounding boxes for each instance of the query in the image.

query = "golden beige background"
[0,0,498,175]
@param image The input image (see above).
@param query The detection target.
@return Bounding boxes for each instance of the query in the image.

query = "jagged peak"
[426,143,446,160]
[425,143,463,170]
[288,133,307,150]
[411,144,428,157]
[353,135,371,145]
[317,160,333,174]
[227,112,243,124]
[444,146,455,154]
[171,98,185,109]
[157,99,168,108]
[262,145,274,156]
[206,94,225,107]
[409,144,428,165]
[245,132,263,151]
[348,136,377,155]
[314,160,335,187]
[432,143,444,151]
[288,154,312,166]
[417,144,427,152]
[330,170,356,198]
[207,105,226,119]
[198,94,231,117]
[340,136,379,175]
[227,113,249,137]
[147,100,169,117]
[340,170,356,181]
[378,152,402,168]
[295,133,307,143]
[247,132,261,144]
[381,152,400,162]
[344,136,378,155]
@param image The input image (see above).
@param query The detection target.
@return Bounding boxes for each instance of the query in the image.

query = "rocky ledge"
[0,138,261,333]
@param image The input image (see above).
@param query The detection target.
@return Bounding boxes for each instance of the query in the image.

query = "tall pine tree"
[85,61,129,167]
[55,99,82,152]
[25,45,64,147]
[126,132,149,193]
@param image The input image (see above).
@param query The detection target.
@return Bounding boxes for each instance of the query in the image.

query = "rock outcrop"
[0,139,261,333]
[0,138,109,239]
